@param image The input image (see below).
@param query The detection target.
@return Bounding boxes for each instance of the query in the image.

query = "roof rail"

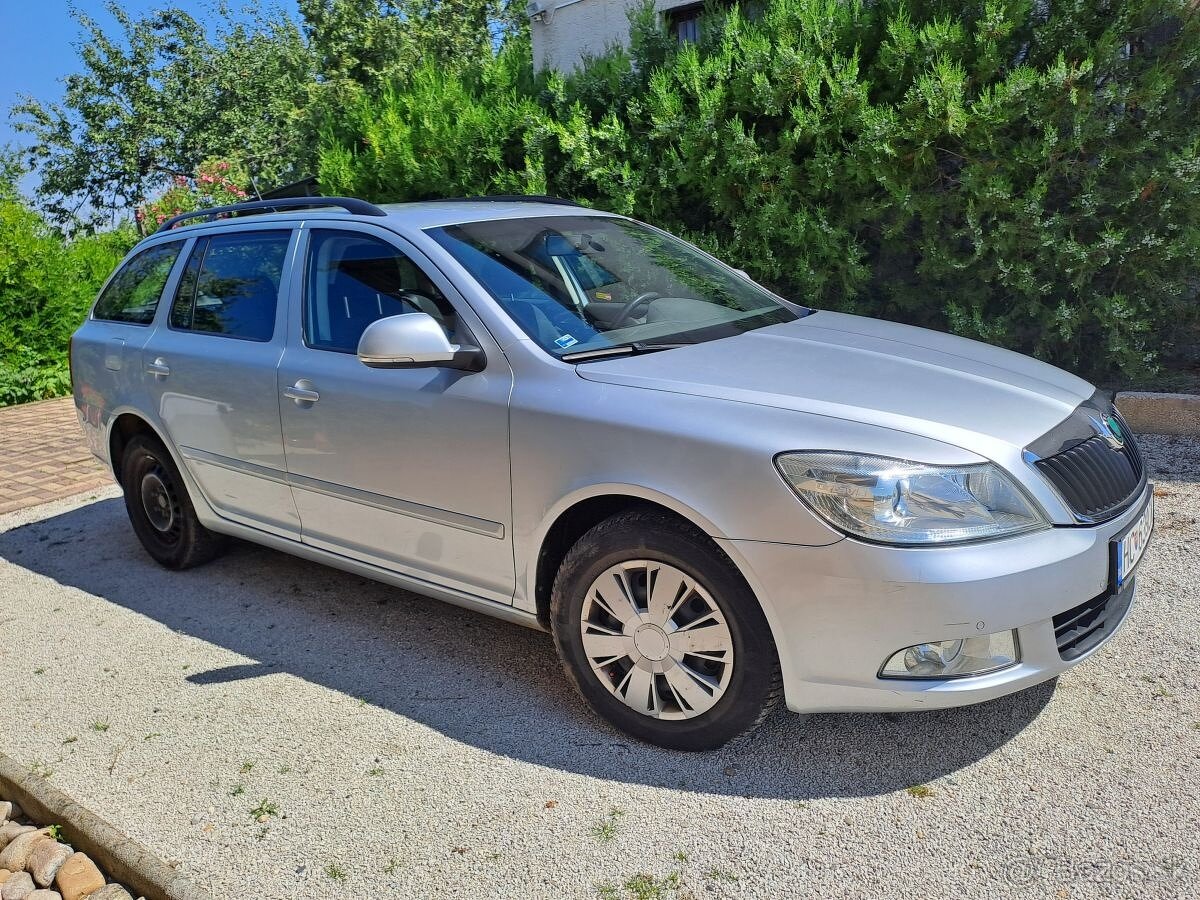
[154,196,387,233]
[439,194,587,208]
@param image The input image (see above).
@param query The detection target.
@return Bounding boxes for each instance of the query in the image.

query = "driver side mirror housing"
[357,313,483,371]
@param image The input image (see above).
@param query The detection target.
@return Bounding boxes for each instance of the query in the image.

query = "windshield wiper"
[561,341,690,362]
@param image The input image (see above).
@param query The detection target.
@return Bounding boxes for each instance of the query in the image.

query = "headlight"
[775,451,1048,545]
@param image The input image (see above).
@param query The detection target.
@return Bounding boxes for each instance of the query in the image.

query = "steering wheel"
[610,291,661,329]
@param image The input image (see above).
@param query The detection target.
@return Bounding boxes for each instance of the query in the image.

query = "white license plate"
[1114,493,1154,587]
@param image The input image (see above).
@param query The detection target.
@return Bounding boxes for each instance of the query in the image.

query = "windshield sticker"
[554,334,580,349]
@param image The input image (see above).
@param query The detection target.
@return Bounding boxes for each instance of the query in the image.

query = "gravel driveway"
[1,436,1197,900]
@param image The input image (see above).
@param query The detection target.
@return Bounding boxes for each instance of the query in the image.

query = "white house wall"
[529,0,698,71]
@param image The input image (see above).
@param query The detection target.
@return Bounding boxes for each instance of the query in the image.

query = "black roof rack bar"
[439,194,587,207]
[155,196,387,233]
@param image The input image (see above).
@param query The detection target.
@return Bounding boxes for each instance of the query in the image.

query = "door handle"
[145,357,170,378]
[284,382,320,404]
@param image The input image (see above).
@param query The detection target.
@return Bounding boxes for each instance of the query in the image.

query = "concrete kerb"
[0,750,208,900]
[1116,391,1200,436]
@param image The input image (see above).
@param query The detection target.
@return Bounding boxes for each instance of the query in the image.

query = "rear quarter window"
[92,241,184,325]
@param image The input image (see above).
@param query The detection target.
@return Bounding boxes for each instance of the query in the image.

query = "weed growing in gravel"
[230,784,245,797]
[33,667,45,675]
[250,799,280,821]
[143,732,161,741]
[383,858,401,875]
[62,736,77,745]
[278,765,292,774]
[367,767,385,777]
[906,784,934,799]
[239,760,255,774]
[46,825,64,841]
[592,808,626,842]
[30,760,54,778]
[324,864,346,882]
[671,851,688,864]
[600,872,681,900]
[90,721,109,732]
[704,868,739,884]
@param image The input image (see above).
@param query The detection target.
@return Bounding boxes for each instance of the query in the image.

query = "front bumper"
[719,482,1152,714]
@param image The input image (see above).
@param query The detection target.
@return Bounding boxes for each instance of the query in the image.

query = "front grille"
[1053,577,1136,661]
[1033,428,1144,521]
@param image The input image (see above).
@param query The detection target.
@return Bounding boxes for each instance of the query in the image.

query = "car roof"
[146,198,623,242]
[378,200,622,229]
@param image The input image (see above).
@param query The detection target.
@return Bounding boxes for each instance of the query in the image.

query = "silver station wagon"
[71,196,1155,750]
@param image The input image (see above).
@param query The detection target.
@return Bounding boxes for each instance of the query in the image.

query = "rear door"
[143,225,301,537]
[276,223,515,604]
[73,240,187,460]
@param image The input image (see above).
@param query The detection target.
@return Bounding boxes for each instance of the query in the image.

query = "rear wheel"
[551,509,782,750]
[121,434,225,569]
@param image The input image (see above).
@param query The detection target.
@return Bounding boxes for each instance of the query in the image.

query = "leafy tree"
[300,0,523,82]
[299,0,528,134]
[12,1,313,227]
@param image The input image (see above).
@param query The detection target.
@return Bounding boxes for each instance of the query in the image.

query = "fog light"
[880,630,1019,679]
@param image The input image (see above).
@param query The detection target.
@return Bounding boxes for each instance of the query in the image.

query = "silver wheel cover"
[580,560,734,720]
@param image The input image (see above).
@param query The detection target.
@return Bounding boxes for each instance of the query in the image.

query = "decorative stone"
[0,827,33,854]
[0,871,9,884]
[0,803,22,822]
[28,892,63,900]
[0,833,50,874]
[53,854,104,900]
[27,843,71,889]
[84,888,130,900]
[1,870,34,900]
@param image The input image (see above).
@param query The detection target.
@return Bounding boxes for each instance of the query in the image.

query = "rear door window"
[168,230,291,342]
[92,241,184,325]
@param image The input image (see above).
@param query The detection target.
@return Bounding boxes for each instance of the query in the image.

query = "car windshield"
[425,215,805,358]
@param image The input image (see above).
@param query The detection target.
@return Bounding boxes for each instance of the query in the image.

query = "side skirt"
[206,517,545,633]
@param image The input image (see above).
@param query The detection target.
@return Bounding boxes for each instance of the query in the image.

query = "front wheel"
[121,434,226,570]
[551,509,782,750]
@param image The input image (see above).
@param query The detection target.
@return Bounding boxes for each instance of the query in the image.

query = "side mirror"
[357,313,483,371]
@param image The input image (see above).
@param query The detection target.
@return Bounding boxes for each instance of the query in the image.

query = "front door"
[143,226,301,537]
[277,225,515,604]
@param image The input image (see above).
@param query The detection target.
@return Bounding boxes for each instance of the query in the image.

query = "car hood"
[574,311,1096,460]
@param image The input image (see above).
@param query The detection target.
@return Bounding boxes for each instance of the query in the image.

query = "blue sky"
[0,1,298,189]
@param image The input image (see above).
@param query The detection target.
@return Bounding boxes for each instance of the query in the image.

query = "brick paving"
[0,397,113,515]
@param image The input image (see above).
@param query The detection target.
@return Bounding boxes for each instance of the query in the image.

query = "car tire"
[121,433,226,570]
[551,508,782,750]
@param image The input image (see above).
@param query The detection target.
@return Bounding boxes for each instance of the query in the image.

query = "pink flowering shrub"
[138,159,250,231]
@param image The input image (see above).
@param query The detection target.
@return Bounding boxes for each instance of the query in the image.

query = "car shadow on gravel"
[0,497,1054,801]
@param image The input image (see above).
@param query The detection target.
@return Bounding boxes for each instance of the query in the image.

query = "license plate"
[1113,492,1154,587]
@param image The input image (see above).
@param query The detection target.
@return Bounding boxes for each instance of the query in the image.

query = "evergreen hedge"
[318,0,1200,380]
[0,180,135,405]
